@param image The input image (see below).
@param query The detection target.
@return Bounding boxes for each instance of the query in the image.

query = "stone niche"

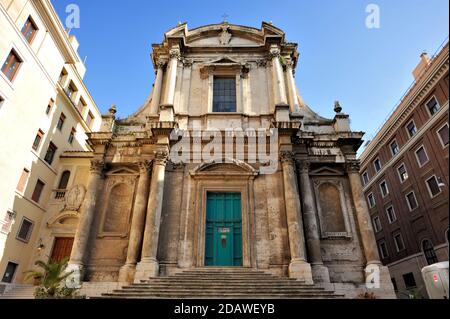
[88,168,138,281]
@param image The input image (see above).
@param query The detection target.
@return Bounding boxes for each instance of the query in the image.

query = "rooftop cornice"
[359,43,449,163]
[31,0,80,64]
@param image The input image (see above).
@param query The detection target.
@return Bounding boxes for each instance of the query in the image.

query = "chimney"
[412,52,431,81]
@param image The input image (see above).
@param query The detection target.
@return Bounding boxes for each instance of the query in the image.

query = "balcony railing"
[54,189,67,200]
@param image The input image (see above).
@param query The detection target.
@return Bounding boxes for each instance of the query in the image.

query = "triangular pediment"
[108,167,139,175]
[309,166,344,176]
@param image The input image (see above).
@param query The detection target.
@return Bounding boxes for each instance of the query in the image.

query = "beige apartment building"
[0,0,101,290]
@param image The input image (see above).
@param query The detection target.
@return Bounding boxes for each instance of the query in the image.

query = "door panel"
[51,237,74,263]
[205,192,243,267]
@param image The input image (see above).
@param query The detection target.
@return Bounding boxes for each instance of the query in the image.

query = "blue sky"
[52,0,449,147]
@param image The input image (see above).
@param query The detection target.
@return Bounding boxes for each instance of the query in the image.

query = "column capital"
[156,58,168,69]
[154,150,169,166]
[280,151,295,166]
[136,161,153,174]
[90,160,105,175]
[269,46,281,59]
[297,160,311,174]
[285,59,295,69]
[345,160,361,173]
[169,47,181,60]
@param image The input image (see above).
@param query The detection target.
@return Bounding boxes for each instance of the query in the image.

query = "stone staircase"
[100,268,344,299]
[0,284,35,299]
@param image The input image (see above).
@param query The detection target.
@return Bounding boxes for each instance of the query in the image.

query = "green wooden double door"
[205,192,243,267]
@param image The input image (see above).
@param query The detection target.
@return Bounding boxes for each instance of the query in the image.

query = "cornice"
[31,0,79,64]
[360,45,449,163]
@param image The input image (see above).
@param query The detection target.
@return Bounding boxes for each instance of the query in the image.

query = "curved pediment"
[191,159,258,177]
[161,22,285,49]
[47,211,79,229]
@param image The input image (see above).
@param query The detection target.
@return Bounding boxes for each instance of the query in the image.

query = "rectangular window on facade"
[21,16,38,44]
[2,262,18,283]
[68,128,76,145]
[16,218,34,243]
[373,158,382,173]
[44,142,57,165]
[367,193,376,208]
[65,82,77,100]
[406,191,419,211]
[16,169,30,193]
[426,96,440,116]
[391,278,398,292]
[394,233,406,252]
[1,49,22,81]
[397,164,409,183]
[380,180,389,198]
[406,121,417,138]
[437,123,449,148]
[1,210,17,235]
[32,129,44,151]
[390,140,400,156]
[31,179,45,203]
[403,273,417,289]
[379,242,389,259]
[77,97,86,115]
[46,98,54,115]
[58,68,68,85]
[56,113,66,131]
[86,111,94,128]
[426,176,442,198]
[372,216,382,233]
[386,206,397,224]
[213,77,237,112]
[415,146,429,167]
[362,171,370,186]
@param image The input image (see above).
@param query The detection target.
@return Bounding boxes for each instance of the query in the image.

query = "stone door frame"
[189,161,258,268]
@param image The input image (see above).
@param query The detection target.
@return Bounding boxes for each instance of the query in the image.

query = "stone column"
[118,161,152,283]
[68,160,105,276]
[285,60,300,113]
[346,160,393,289]
[280,152,313,284]
[150,59,166,115]
[270,45,288,106]
[160,46,180,122]
[346,161,381,266]
[134,151,169,282]
[297,161,330,283]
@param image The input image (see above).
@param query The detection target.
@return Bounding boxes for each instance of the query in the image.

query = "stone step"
[141,278,304,284]
[131,283,316,288]
[100,292,342,299]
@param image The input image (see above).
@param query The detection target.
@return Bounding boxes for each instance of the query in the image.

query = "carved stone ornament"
[280,151,295,165]
[90,160,105,174]
[136,161,152,174]
[154,150,169,166]
[345,160,361,173]
[269,47,281,59]
[156,58,168,69]
[169,47,181,60]
[63,185,86,212]
[219,25,232,45]
[297,160,311,174]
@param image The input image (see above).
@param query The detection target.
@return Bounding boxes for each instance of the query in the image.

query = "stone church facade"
[32,22,395,298]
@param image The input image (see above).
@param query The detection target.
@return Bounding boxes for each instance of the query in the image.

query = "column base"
[134,259,159,283]
[66,263,85,289]
[311,264,331,283]
[118,264,136,283]
[365,263,394,290]
[288,260,313,284]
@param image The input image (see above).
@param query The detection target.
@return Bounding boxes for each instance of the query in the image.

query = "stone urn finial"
[334,101,343,114]
[109,104,117,116]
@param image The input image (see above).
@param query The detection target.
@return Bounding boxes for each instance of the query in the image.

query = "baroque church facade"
[33,22,395,298]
